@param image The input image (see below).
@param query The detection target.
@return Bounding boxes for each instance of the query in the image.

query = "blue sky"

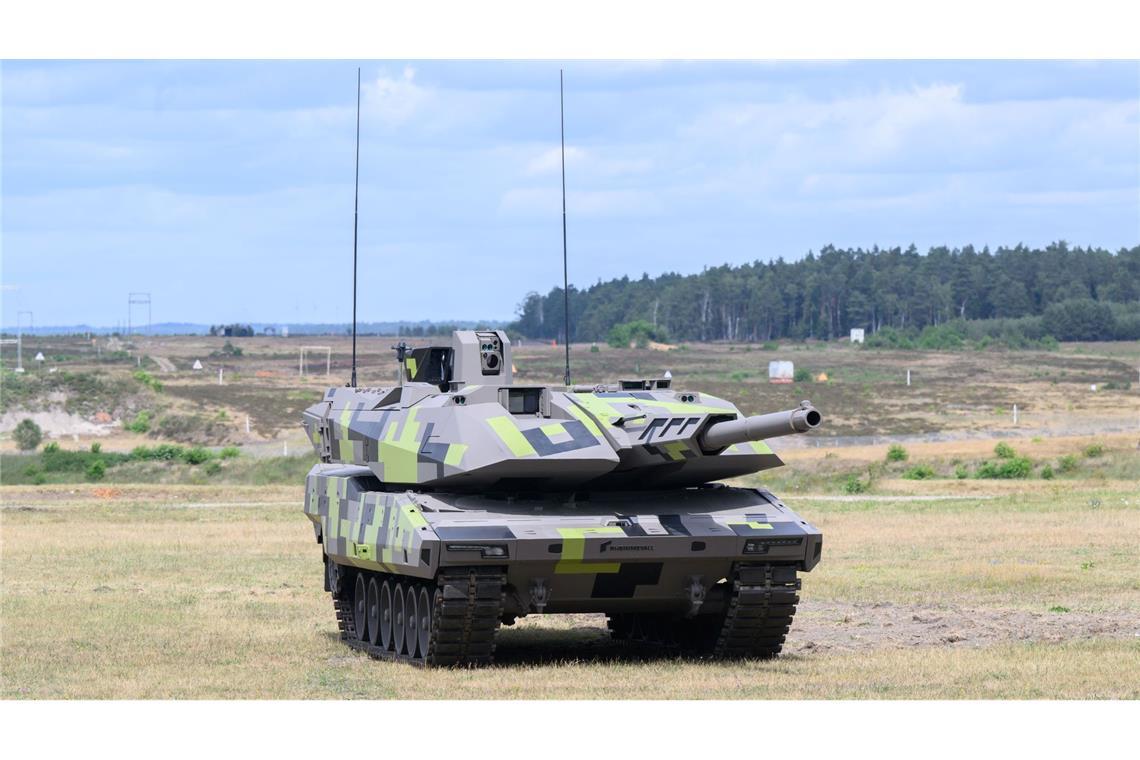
[2,60,1137,328]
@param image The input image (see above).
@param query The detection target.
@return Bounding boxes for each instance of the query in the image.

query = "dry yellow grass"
[2,483,1136,699]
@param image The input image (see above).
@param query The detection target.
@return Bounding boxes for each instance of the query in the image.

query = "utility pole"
[127,293,152,336]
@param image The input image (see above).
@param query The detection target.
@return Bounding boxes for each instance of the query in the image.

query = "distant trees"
[209,324,254,337]
[510,242,1140,343]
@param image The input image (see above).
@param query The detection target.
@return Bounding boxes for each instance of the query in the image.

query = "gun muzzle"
[699,401,822,451]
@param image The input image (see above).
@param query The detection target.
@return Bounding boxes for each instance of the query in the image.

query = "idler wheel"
[352,574,368,642]
[379,580,393,651]
[366,577,381,646]
[404,586,420,658]
[417,587,432,659]
[392,583,406,655]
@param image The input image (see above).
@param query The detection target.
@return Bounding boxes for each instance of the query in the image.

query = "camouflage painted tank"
[303,330,823,665]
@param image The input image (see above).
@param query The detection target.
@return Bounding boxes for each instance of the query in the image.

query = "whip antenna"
[560,69,571,387]
[350,67,361,387]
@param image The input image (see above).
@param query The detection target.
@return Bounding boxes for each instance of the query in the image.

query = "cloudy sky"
[2,60,1137,328]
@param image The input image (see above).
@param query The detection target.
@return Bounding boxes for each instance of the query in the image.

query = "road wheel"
[392,583,406,655]
[417,586,432,659]
[366,577,381,646]
[352,574,368,642]
[379,580,393,651]
[404,585,420,658]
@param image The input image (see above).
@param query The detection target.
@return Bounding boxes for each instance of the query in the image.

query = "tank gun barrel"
[700,401,822,451]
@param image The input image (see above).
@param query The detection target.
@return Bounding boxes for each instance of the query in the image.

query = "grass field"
[2,336,1138,698]
[2,478,1136,699]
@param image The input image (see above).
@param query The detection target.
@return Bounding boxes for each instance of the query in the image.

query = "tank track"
[608,563,801,658]
[331,564,507,667]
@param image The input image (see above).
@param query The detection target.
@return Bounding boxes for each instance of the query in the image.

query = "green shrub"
[607,320,669,349]
[43,441,60,454]
[1082,443,1104,459]
[13,419,43,450]
[903,464,936,480]
[90,442,102,454]
[125,411,151,434]
[130,443,185,461]
[589,344,600,353]
[976,456,1033,479]
[24,464,41,478]
[32,472,47,485]
[204,460,222,476]
[793,367,811,383]
[132,370,164,392]
[954,464,968,479]
[886,444,908,463]
[842,474,867,494]
[182,446,212,465]
[1040,464,1055,480]
[1058,455,1079,473]
[85,460,106,481]
[219,446,241,460]
[994,442,1016,459]
[759,341,778,351]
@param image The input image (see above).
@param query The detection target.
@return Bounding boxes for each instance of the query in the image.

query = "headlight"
[743,537,803,554]
[446,543,509,559]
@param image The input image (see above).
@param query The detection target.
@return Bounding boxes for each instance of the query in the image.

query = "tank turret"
[302,330,821,491]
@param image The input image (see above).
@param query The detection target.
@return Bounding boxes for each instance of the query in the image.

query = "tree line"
[511,242,1140,343]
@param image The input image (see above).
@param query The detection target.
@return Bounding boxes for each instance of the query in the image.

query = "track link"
[608,563,801,659]
[331,563,506,667]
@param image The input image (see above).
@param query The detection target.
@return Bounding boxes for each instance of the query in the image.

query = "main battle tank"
[302,330,823,665]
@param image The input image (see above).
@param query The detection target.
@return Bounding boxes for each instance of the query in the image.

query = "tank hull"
[305,464,821,665]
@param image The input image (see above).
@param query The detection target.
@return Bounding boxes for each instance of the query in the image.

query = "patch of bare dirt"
[786,600,1139,653]
[505,603,1138,658]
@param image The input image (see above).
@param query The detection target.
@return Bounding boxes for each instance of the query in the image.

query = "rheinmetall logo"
[599,540,654,553]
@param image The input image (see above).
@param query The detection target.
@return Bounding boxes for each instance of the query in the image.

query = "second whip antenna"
[560,69,571,387]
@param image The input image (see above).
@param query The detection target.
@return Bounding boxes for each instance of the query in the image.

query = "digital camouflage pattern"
[303,330,824,665]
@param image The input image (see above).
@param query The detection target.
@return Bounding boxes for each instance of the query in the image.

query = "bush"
[13,419,43,450]
[903,464,936,480]
[589,344,600,353]
[125,411,151,434]
[606,320,669,349]
[85,460,106,481]
[130,443,185,461]
[863,326,917,350]
[759,342,778,351]
[1041,464,1055,480]
[886,444,908,463]
[976,456,1033,479]
[43,441,60,454]
[182,446,212,465]
[994,442,1016,459]
[219,446,241,460]
[842,474,868,494]
[204,460,222,476]
[90,442,102,454]
[1082,443,1104,459]
[954,464,969,479]
[793,368,811,383]
[132,370,164,392]
[1058,455,1079,473]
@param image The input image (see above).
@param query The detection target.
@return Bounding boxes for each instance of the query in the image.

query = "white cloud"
[498,187,663,218]
[362,66,430,126]
[525,145,586,175]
